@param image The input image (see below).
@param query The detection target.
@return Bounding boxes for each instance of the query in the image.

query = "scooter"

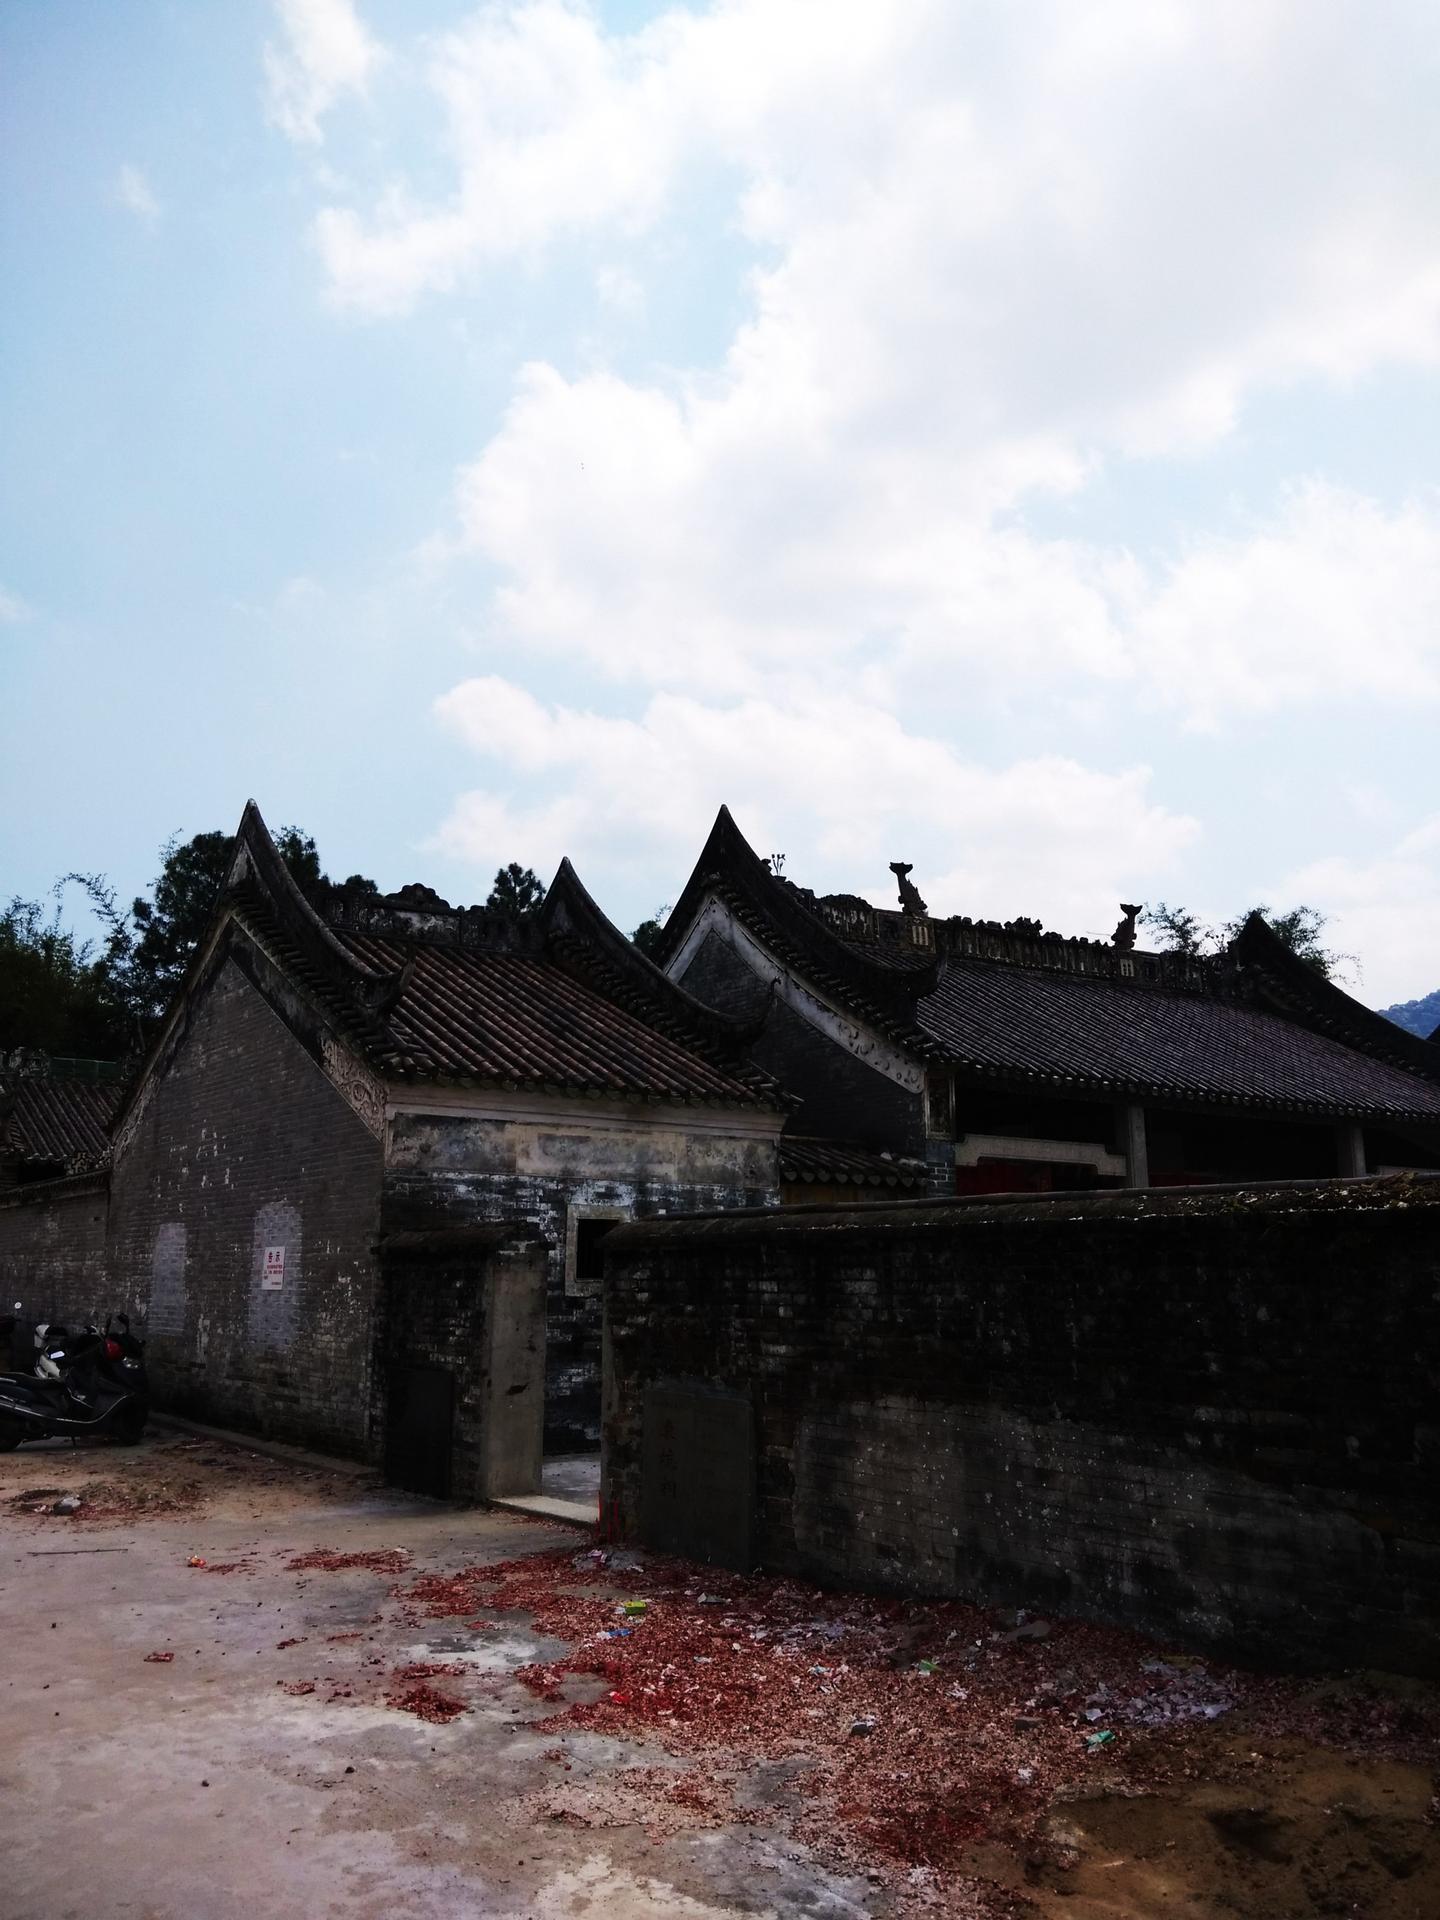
[0,1314,148,1450]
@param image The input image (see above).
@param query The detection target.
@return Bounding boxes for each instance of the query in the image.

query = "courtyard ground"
[2,1426,1439,1920]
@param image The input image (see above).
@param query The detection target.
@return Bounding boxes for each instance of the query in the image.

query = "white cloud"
[273,1,1440,948]
[444,356,1440,724]
[1282,820,1440,1010]
[595,264,644,320]
[433,676,1199,934]
[264,0,385,145]
[113,164,160,225]
[355,1,1440,724]
[0,587,31,625]
[1129,483,1440,726]
[314,1,1440,441]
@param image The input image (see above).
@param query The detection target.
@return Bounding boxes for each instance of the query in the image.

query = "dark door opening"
[385,1364,455,1499]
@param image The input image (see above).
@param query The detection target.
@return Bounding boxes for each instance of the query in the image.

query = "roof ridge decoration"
[657,807,943,1022]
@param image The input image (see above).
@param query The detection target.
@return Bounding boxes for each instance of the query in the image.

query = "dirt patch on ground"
[0,1425,370,1529]
[1018,1739,1440,1917]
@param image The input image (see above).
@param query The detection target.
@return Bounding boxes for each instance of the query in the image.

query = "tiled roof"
[330,931,774,1106]
[1,1079,121,1170]
[779,1136,929,1187]
[917,958,1440,1120]
[660,807,1440,1123]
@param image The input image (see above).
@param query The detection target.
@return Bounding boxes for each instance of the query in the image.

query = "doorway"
[384,1364,455,1498]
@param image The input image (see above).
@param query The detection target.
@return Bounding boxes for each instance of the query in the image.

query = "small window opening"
[574,1215,622,1286]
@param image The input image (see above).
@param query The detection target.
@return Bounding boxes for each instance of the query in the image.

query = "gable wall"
[672,923,925,1154]
[107,953,384,1456]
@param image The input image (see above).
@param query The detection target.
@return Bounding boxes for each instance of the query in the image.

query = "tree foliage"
[1143,899,1351,980]
[3,825,377,1064]
[486,863,546,914]
[631,906,670,960]
[66,826,337,1041]
[0,896,128,1062]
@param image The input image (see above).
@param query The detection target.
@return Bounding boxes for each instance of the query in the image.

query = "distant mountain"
[1379,988,1440,1039]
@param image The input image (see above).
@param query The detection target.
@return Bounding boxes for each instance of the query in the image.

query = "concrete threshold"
[149,1410,375,1480]
[490,1491,596,1528]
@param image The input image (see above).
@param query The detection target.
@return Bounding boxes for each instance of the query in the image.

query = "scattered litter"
[620,1599,648,1616]
[997,1618,1051,1644]
[1086,1729,1116,1748]
[914,1659,939,1676]
[52,1495,82,1516]
[143,1651,174,1663]
[277,1680,316,1696]
[850,1716,878,1736]
[276,1637,306,1650]
[187,1556,207,1569]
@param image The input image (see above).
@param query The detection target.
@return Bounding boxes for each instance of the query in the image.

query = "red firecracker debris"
[277,1680,316,1696]
[276,1637,306,1650]
[286,1547,410,1574]
[384,1682,465,1724]
[143,1651,174,1663]
[383,1543,1440,1890]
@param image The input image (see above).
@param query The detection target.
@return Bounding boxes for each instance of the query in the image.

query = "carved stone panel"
[320,1035,386,1141]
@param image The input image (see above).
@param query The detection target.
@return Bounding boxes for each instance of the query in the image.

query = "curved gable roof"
[660,807,1440,1124]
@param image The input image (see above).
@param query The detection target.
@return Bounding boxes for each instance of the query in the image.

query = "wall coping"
[607,1169,1440,1250]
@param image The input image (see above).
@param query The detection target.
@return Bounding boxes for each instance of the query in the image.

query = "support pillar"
[1122,1102,1149,1189]
[1336,1123,1366,1178]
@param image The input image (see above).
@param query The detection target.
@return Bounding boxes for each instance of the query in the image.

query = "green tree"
[1141,902,1211,957]
[486,863,546,914]
[631,906,670,960]
[0,895,128,1061]
[68,825,369,1042]
[1221,904,1352,981]
[1144,899,1350,980]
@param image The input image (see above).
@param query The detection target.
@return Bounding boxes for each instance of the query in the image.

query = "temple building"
[657,807,1440,1198]
[9,804,784,1495]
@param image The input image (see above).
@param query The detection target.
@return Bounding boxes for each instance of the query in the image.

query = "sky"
[3,0,1440,1008]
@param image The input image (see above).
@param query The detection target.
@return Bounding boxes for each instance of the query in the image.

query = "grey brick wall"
[0,1173,110,1335]
[384,1114,777,1452]
[604,1182,1440,1676]
[107,954,384,1456]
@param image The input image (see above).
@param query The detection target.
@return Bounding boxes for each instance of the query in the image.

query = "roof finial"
[1113,903,1142,950]
[889,862,928,916]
